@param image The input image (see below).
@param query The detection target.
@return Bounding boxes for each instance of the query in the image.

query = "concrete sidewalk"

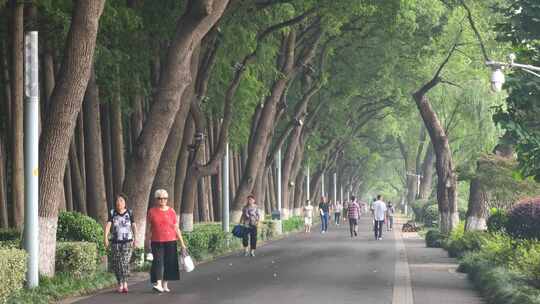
[400,228,484,304]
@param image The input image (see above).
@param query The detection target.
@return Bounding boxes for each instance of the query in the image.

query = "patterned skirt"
[110,242,132,283]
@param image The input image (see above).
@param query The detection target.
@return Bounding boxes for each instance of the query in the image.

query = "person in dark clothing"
[319,196,330,233]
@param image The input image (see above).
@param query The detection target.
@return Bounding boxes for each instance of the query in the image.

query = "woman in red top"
[146,189,187,293]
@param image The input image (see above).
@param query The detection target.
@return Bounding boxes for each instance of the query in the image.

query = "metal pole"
[23,31,39,288]
[321,173,325,198]
[222,142,229,232]
[306,164,310,206]
[277,149,282,212]
[333,173,337,204]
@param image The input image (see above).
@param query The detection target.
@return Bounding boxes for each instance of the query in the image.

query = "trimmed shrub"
[425,230,446,248]
[0,248,27,303]
[506,197,540,240]
[56,242,97,278]
[259,220,279,240]
[282,216,304,233]
[0,229,21,241]
[487,208,509,233]
[446,231,488,258]
[423,204,439,227]
[510,241,540,287]
[57,211,105,256]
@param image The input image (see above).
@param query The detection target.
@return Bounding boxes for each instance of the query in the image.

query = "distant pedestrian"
[303,202,314,233]
[241,194,260,257]
[104,194,137,293]
[333,200,343,225]
[373,195,387,240]
[319,196,330,233]
[146,189,187,293]
[347,196,361,237]
[386,202,395,231]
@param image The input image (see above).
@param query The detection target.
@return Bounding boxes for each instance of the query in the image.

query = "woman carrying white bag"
[146,189,188,293]
[180,249,195,272]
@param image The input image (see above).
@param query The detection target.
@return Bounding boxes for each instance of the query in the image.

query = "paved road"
[74,216,399,304]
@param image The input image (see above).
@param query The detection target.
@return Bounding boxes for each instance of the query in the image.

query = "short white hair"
[154,189,169,199]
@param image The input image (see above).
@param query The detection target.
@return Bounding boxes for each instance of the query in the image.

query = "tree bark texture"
[0,133,8,228]
[69,139,87,214]
[413,81,459,235]
[10,0,24,229]
[418,144,435,199]
[465,176,488,231]
[110,96,125,197]
[122,0,229,247]
[83,69,107,224]
[175,116,194,213]
[38,0,105,276]
[101,103,114,209]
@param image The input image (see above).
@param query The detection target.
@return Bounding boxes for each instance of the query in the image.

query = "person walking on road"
[240,194,260,257]
[386,202,395,231]
[333,200,343,225]
[319,196,330,233]
[303,202,314,233]
[373,195,387,240]
[347,196,361,237]
[104,194,137,293]
[146,189,187,293]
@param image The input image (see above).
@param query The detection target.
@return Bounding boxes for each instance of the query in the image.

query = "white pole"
[321,173,325,198]
[23,31,39,288]
[277,149,282,213]
[333,172,337,204]
[222,142,229,232]
[306,164,310,206]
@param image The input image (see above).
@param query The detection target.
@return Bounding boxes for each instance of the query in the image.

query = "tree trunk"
[174,116,194,214]
[418,144,435,199]
[122,0,229,247]
[69,139,87,214]
[413,79,459,235]
[64,164,74,212]
[38,0,105,276]
[83,69,107,224]
[465,176,488,231]
[110,96,125,197]
[101,103,114,209]
[0,133,8,228]
[9,0,24,230]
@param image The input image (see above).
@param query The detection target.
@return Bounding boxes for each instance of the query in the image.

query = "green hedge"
[487,208,509,233]
[0,248,27,304]
[423,204,439,227]
[56,242,97,279]
[282,217,304,233]
[57,212,105,257]
[0,229,20,242]
[425,230,446,248]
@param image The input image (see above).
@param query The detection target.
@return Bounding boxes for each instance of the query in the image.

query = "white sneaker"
[250,251,255,257]
[244,250,249,256]
[152,284,164,293]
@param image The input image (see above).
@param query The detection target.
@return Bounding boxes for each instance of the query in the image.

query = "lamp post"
[486,54,540,92]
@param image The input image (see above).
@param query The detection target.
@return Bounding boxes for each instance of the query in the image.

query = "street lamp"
[486,54,540,92]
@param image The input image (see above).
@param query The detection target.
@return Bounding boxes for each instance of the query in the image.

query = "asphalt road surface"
[74,216,397,304]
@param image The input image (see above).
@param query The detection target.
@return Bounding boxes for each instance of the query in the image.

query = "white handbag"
[180,252,195,272]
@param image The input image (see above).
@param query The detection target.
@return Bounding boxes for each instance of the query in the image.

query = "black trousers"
[374,220,384,239]
[242,225,257,250]
[150,241,180,283]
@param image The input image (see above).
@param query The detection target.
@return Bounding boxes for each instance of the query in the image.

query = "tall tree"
[38,0,105,276]
[122,0,229,247]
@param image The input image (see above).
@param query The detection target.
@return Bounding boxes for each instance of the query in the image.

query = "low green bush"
[56,242,97,278]
[506,197,540,240]
[425,230,446,248]
[510,241,540,287]
[0,229,21,242]
[423,204,439,227]
[57,211,105,256]
[460,252,540,304]
[259,220,279,240]
[446,230,488,258]
[282,216,304,233]
[487,208,509,233]
[0,248,27,303]
[6,271,116,304]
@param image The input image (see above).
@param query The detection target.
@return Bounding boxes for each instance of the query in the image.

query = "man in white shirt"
[372,195,387,240]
